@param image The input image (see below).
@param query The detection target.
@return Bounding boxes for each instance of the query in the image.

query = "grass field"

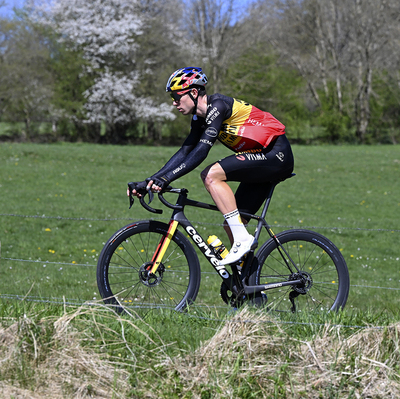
[1,141,400,398]
[0,141,399,312]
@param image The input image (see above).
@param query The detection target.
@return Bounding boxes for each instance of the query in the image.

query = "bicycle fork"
[148,220,179,275]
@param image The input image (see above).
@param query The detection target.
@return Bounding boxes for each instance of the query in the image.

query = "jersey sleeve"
[151,98,231,184]
[151,116,219,184]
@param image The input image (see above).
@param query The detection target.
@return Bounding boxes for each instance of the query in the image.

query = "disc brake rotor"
[139,262,165,287]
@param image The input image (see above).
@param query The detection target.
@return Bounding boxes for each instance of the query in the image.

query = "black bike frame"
[146,174,303,297]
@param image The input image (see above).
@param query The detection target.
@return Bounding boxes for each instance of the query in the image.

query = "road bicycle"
[96,174,350,314]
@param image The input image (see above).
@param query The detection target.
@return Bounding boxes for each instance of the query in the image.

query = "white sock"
[223,209,251,243]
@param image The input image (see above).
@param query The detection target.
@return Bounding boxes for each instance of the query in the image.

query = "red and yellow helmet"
[166,67,208,92]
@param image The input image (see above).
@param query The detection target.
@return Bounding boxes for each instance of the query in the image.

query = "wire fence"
[1,211,399,329]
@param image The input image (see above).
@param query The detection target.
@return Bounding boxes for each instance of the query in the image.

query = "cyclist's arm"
[151,130,216,184]
[150,99,230,185]
[150,132,198,180]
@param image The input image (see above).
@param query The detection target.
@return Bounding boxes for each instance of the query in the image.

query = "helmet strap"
[188,90,198,115]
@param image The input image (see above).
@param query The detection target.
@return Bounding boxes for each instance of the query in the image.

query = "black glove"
[128,180,147,195]
[127,180,151,209]
[146,176,170,191]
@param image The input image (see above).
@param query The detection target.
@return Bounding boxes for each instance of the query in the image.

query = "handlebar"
[138,194,163,214]
[129,184,186,214]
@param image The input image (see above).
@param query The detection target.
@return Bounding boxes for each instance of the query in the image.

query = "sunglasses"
[170,89,191,102]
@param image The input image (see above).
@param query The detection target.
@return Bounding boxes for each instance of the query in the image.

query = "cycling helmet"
[166,67,208,92]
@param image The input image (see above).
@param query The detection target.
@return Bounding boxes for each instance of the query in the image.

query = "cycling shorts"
[217,135,294,215]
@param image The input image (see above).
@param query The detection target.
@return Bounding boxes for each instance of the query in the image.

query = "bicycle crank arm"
[243,279,303,295]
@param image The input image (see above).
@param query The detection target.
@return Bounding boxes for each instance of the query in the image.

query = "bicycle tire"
[248,229,349,312]
[97,220,201,313]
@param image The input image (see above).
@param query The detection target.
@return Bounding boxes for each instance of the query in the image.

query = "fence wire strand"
[1,212,399,331]
[1,212,400,232]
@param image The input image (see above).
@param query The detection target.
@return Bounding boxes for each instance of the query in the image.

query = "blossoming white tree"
[27,0,175,126]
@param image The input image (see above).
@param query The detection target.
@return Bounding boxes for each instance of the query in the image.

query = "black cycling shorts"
[217,135,294,215]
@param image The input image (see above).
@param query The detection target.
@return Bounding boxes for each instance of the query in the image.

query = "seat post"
[259,173,295,219]
[259,182,277,220]
[252,174,295,242]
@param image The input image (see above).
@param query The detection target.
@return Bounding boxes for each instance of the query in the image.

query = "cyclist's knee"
[200,165,211,184]
[201,163,226,188]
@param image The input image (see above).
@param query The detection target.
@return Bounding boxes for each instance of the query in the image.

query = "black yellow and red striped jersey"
[192,93,285,152]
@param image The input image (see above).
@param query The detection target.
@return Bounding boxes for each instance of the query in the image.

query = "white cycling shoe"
[218,236,258,266]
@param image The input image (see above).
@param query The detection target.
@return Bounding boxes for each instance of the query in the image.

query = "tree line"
[0,0,399,145]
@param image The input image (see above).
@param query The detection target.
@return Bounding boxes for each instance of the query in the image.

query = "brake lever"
[147,188,154,204]
[128,184,135,209]
[128,181,155,209]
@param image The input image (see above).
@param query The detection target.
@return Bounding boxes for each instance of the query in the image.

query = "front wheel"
[248,229,349,312]
[97,220,201,313]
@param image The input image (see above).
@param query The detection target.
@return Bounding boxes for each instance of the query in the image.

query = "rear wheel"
[97,220,201,313]
[248,229,349,312]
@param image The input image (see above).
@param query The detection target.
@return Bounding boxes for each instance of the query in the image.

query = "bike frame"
[143,174,304,298]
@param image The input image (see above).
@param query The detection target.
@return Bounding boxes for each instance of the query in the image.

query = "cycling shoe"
[218,236,258,266]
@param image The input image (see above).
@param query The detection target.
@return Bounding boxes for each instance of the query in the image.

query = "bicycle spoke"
[97,221,200,313]
[251,230,349,313]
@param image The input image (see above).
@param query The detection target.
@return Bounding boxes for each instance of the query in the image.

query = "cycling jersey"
[151,93,287,185]
[201,94,285,151]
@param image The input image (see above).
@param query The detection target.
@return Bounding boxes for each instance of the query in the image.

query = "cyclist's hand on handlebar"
[146,176,170,193]
[127,180,147,198]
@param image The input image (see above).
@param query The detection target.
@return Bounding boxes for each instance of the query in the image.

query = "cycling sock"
[223,209,252,242]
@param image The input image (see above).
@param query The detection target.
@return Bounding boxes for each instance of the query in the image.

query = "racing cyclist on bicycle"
[131,67,294,266]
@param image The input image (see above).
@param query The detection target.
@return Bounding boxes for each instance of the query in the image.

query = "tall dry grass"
[0,306,132,398]
[145,309,400,398]
[1,306,399,398]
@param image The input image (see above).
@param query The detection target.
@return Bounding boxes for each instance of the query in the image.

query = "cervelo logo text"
[172,163,186,174]
[185,226,229,279]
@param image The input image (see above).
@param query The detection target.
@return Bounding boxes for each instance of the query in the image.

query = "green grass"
[0,142,399,312]
[1,301,399,398]
[0,140,399,398]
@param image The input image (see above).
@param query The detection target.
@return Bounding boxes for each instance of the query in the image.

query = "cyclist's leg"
[201,163,236,215]
[220,135,294,189]
[201,163,255,264]
[219,135,294,238]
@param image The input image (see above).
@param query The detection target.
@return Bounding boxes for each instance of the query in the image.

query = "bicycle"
[96,174,350,314]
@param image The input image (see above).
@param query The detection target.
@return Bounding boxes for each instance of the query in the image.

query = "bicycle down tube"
[150,187,296,296]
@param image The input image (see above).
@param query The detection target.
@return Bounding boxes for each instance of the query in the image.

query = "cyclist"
[131,67,294,266]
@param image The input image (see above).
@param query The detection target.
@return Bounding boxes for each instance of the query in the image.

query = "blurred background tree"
[0,0,399,144]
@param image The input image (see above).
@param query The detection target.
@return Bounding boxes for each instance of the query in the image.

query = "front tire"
[248,229,349,312]
[97,220,201,313]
